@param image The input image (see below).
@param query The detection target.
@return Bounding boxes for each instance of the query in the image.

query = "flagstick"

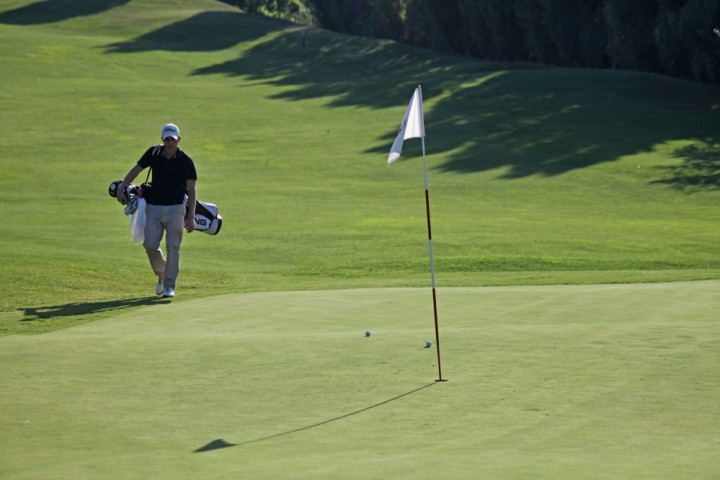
[388,85,446,382]
[421,135,446,382]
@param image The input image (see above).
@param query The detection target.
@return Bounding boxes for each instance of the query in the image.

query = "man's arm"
[185,179,197,232]
[117,164,143,205]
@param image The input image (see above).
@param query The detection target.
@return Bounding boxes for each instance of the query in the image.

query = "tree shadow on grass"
[105,11,292,53]
[19,297,167,322]
[423,73,720,181]
[103,10,720,185]
[186,25,720,181]
[190,25,500,110]
[652,143,720,192]
[194,381,437,452]
[0,0,129,25]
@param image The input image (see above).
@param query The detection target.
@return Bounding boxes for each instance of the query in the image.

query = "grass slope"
[1,283,719,479]
[0,0,719,336]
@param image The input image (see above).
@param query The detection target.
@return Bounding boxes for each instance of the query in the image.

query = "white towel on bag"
[131,197,146,243]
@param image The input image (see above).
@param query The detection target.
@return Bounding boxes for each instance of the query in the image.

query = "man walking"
[117,123,197,298]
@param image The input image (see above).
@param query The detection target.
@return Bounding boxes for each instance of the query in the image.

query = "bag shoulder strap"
[144,145,163,184]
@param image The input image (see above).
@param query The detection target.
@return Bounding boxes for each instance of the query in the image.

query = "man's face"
[162,136,180,155]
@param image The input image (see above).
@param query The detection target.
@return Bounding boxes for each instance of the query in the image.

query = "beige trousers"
[143,204,185,288]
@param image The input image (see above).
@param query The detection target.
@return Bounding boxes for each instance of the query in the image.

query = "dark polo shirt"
[137,145,197,206]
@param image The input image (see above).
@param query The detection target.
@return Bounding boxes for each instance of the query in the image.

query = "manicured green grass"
[1,2,720,478]
[2,283,719,479]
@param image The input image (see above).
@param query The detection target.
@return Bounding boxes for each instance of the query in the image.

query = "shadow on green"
[194,381,437,453]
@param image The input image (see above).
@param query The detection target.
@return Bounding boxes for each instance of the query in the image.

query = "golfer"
[116,123,197,298]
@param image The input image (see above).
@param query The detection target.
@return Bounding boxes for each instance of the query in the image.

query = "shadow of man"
[19,297,166,322]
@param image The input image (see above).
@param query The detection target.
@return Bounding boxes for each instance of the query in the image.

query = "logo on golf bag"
[192,201,223,235]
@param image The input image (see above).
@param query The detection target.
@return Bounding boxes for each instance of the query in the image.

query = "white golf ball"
[365,330,372,337]
[425,340,432,348]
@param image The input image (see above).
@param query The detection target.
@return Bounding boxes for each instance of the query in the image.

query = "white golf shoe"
[156,280,164,296]
[161,286,175,298]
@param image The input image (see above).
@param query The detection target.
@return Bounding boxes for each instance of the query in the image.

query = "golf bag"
[191,200,223,235]
[108,180,223,236]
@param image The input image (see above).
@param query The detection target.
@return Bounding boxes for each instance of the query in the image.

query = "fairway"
[2,282,719,479]
[1,0,719,329]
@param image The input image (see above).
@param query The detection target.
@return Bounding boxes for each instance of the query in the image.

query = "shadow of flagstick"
[194,382,437,453]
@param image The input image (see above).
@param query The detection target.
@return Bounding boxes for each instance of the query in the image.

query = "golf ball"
[365,330,372,337]
[425,340,432,348]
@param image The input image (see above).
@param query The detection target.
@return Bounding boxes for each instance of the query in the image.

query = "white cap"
[161,123,180,140]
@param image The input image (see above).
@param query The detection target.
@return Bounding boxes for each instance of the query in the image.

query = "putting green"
[2,282,719,479]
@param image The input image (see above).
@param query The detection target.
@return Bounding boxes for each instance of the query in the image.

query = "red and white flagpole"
[421,130,445,382]
[388,85,446,382]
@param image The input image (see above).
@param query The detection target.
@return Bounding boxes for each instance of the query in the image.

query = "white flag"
[388,86,425,165]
